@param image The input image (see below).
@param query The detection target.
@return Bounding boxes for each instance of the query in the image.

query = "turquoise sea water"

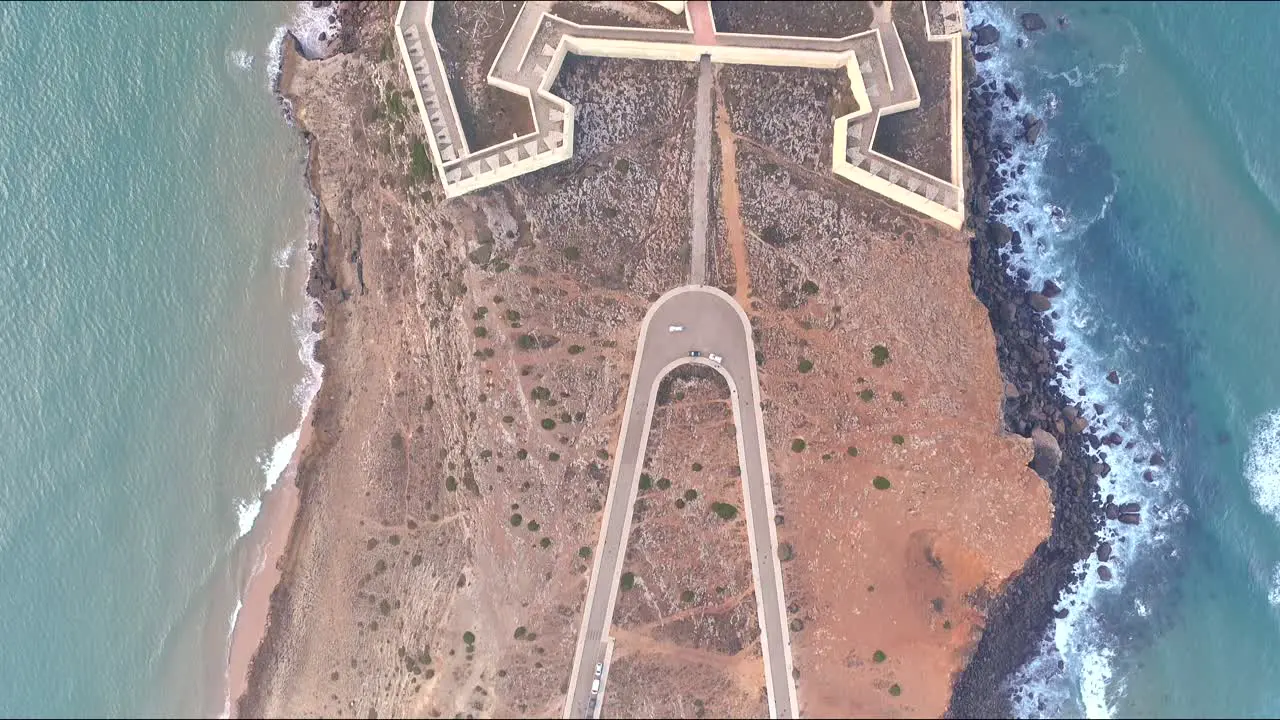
[972,2,1280,716]
[0,2,316,716]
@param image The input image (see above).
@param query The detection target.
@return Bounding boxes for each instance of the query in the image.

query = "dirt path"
[713,76,752,307]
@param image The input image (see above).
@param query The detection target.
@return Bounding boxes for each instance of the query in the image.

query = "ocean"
[970,2,1280,717]
[0,2,321,717]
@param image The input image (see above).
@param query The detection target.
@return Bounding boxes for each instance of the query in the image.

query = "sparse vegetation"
[540,418,556,430]
[859,389,875,402]
[778,542,795,561]
[847,446,859,457]
[791,438,807,452]
[563,245,581,261]
[798,358,814,373]
[681,589,696,603]
[539,537,552,548]
[684,489,698,501]
[873,476,891,490]
[892,390,905,402]
[639,473,653,490]
[711,502,739,520]
[530,386,551,401]
[800,279,819,295]
[620,572,636,590]
[409,140,432,184]
[656,477,671,490]
[871,344,891,367]
[578,546,592,559]
[568,344,585,355]
[892,434,905,445]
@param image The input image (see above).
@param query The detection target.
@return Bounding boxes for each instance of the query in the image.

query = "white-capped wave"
[1245,408,1280,522]
[231,49,254,71]
[969,2,1184,717]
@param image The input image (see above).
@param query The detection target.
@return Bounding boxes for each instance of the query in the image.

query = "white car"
[591,678,601,695]
[594,662,603,677]
[668,324,684,332]
[708,353,724,364]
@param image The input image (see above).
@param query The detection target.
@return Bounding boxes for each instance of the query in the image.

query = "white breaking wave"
[231,49,254,71]
[1245,408,1280,523]
[967,4,1186,718]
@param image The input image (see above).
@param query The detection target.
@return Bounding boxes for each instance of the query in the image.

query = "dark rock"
[1119,513,1141,525]
[974,23,1001,46]
[1031,428,1062,476]
[1119,502,1140,514]
[1102,432,1123,447]
[991,221,1014,246]
[1021,12,1048,32]
[1029,292,1052,312]
[974,50,993,62]
[1024,117,1044,144]
[1003,82,1021,102]
[318,31,327,42]
[1094,403,1106,416]
[1106,370,1120,384]
[1149,451,1166,466]
[1070,416,1088,434]
[1054,607,1070,619]
[1104,503,1119,520]
[1041,279,1062,298]
[1097,565,1113,582]
[1143,470,1155,482]
[1097,542,1112,562]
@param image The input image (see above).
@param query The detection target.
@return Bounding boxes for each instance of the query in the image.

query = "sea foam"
[1245,408,1280,523]
[966,4,1186,717]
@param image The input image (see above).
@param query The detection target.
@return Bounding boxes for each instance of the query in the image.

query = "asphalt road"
[564,286,798,719]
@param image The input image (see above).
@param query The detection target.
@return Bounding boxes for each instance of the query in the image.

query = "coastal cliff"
[238,2,1059,717]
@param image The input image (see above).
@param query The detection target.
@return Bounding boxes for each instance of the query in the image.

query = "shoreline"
[223,12,343,716]
[946,10,1105,718]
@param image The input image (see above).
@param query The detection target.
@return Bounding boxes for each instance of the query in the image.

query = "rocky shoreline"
[945,12,1105,719]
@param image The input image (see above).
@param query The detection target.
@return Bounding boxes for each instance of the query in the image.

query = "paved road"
[688,55,713,286]
[564,286,798,719]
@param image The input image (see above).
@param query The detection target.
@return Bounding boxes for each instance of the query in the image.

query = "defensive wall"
[395,0,966,228]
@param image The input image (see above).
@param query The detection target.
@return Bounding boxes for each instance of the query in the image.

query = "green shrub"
[691,462,703,472]
[518,334,538,350]
[943,620,952,630]
[791,438,807,452]
[871,345,891,367]
[639,473,653,490]
[539,537,551,548]
[445,476,457,492]
[892,391,905,402]
[527,520,540,532]
[578,546,592,559]
[798,358,814,373]
[514,626,527,639]
[656,477,671,490]
[502,415,514,424]
[681,590,696,603]
[684,489,698,501]
[892,435,905,445]
[847,446,859,457]
[859,389,875,402]
[548,451,560,461]
[778,542,795,561]
[620,572,636,590]
[711,502,739,520]
[505,309,520,322]
[563,245,581,261]
[873,476,891,490]
[889,684,902,697]
[473,326,487,338]
[873,649,887,663]
[516,448,528,460]
[674,498,686,509]
[540,418,556,430]
[462,631,475,645]
[530,386,551,401]
[409,140,432,184]
[800,280,819,295]
[568,345,585,355]
[510,513,523,526]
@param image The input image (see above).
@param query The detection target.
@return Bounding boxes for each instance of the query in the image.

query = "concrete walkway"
[688,54,713,286]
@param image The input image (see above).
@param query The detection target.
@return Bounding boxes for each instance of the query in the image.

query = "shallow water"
[970,2,1280,716]
[0,2,316,716]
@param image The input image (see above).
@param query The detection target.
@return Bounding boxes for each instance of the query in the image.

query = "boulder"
[1070,416,1089,434]
[1119,513,1141,525]
[974,23,1000,46]
[1042,279,1062,298]
[1003,82,1021,102]
[1024,117,1044,144]
[1097,542,1112,562]
[1119,502,1141,514]
[1143,470,1155,482]
[1104,503,1119,520]
[1102,432,1123,447]
[1021,12,1048,32]
[1030,428,1062,476]
[1097,565,1113,582]
[1149,451,1166,466]
[991,221,1014,246]
[1004,382,1021,399]
[1029,292,1052,312]
[1054,607,1070,619]
[1106,370,1120,384]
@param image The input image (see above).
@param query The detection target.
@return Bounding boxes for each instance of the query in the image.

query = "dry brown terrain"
[240,2,1050,719]
[714,56,1050,717]
[548,0,688,29]
[605,367,767,718]
[709,0,874,38]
